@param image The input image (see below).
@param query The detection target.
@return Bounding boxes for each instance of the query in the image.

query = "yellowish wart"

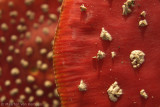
[140,89,148,99]
[80,4,87,12]
[111,51,116,58]
[122,0,135,15]
[141,11,146,17]
[97,50,106,59]
[139,19,148,27]
[100,27,112,41]
[130,50,145,68]
[107,81,123,102]
[78,80,87,91]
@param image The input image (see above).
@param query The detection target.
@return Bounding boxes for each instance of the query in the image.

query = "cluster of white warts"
[77,26,146,101]
[78,80,148,102]
[0,0,61,106]
[78,2,148,102]
[122,0,148,27]
[80,2,148,27]
[122,0,135,15]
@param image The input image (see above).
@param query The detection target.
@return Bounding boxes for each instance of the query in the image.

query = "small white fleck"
[122,0,135,15]
[1,23,8,31]
[92,56,97,59]
[25,32,31,39]
[47,51,53,59]
[133,102,137,104]
[51,40,54,45]
[0,36,6,43]
[36,60,42,69]
[19,94,26,101]
[35,36,42,44]
[39,15,45,23]
[26,10,35,20]
[36,89,44,97]
[0,96,6,102]
[21,59,29,68]
[28,96,34,102]
[141,11,146,17]
[139,19,148,27]
[54,88,59,97]
[10,88,19,96]
[78,80,87,91]
[40,63,48,71]
[41,4,49,13]
[8,45,14,51]
[26,47,33,56]
[140,89,148,99]
[40,48,47,55]
[14,48,20,54]
[11,35,18,42]
[97,50,106,60]
[10,11,18,17]
[126,0,135,7]
[122,4,131,15]
[49,14,57,21]
[6,55,13,63]
[53,99,59,107]
[80,4,87,11]
[57,6,61,13]
[43,27,49,35]
[111,51,116,58]
[17,24,27,32]
[15,78,22,85]
[44,80,52,88]
[11,67,20,76]
[8,1,14,7]
[25,0,34,6]
[26,75,35,83]
[25,87,32,94]
[100,27,112,41]
[4,80,11,86]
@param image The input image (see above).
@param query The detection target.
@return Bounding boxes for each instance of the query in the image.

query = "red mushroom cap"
[0,0,62,106]
[54,0,160,106]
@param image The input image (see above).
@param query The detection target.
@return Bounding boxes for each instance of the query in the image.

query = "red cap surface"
[54,0,160,107]
[0,0,62,106]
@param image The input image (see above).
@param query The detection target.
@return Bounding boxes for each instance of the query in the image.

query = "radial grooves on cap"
[53,0,74,105]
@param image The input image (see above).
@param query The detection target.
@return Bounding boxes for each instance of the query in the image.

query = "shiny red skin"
[0,0,61,106]
[54,0,160,107]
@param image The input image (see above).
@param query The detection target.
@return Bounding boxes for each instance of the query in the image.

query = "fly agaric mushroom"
[0,0,62,106]
[54,0,160,106]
